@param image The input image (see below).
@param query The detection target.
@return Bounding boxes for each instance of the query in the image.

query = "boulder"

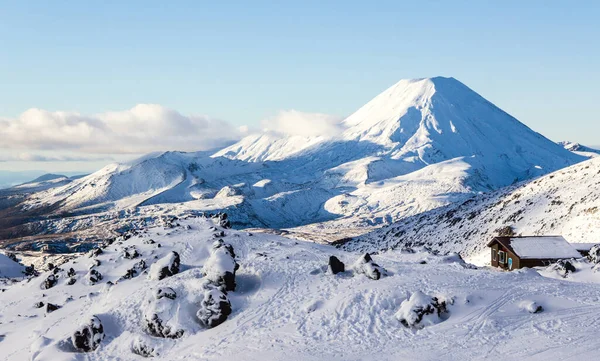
[148,251,180,281]
[46,303,61,313]
[196,284,232,328]
[588,244,600,264]
[395,291,449,328]
[352,253,386,280]
[88,269,103,284]
[156,287,177,300]
[142,291,184,339]
[202,240,238,291]
[71,316,105,352]
[42,275,58,289]
[328,256,345,274]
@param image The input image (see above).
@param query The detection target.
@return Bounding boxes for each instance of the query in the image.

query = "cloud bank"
[261,110,344,137]
[0,104,245,154]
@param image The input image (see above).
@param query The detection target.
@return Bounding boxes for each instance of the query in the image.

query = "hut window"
[498,251,506,264]
[492,249,497,261]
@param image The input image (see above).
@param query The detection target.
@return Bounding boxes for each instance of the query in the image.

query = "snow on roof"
[509,236,582,259]
[570,243,598,251]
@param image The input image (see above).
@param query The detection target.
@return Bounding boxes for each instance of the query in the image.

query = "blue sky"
[0,0,598,173]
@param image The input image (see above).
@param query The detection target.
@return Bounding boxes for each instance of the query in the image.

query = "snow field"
[2,217,600,360]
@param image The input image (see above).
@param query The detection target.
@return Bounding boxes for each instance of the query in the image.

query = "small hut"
[487,236,582,271]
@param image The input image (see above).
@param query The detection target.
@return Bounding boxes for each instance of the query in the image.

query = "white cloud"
[0,104,244,154]
[261,110,344,137]
[0,153,113,162]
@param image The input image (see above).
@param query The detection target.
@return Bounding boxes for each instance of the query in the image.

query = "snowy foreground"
[1,217,600,361]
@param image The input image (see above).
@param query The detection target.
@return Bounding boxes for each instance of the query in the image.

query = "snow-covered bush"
[328,256,345,274]
[42,274,58,289]
[71,316,105,352]
[547,259,576,278]
[67,267,76,277]
[88,269,103,284]
[196,283,232,328]
[149,251,180,281]
[202,240,239,291]
[119,259,147,281]
[88,248,103,258]
[156,287,177,300]
[395,291,449,328]
[132,335,158,358]
[587,244,600,263]
[142,288,184,338]
[519,300,543,314]
[123,246,140,259]
[352,253,386,280]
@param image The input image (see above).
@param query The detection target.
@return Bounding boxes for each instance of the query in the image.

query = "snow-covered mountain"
[344,156,600,264]
[7,77,584,245]
[559,141,600,158]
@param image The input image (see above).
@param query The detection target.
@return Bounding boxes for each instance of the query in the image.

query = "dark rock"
[88,269,103,284]
[24,264,37,277]
[151,251,180,280]
[67,277,77,285]
[123,247,140,259]
[6,253,18,263]
[145,314,184,339]
[132,338,157,357]
[67,268,76,277]
[89,248,103,258]
[34,301,45,308]
[328,256,345,274]
[46,303,61,313]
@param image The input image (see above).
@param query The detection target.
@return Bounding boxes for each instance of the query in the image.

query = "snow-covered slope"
[13,77,584,240]
[344,157,600,263]
[3,216,600,360]
[559,141,600,158]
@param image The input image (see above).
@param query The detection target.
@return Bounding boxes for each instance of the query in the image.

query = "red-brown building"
[488,236,583,271]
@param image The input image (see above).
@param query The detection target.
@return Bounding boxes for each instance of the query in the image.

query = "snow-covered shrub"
[88,248,103,258]
[119,259,147,281]
[132,335,158,357]
[202,240,239,291]
[34,301,44,308]
[217,213,231,229]
[547,259,576,278]
[71,316,105,352]
[519,300,543,314]
[142,289,184,339]
[148,251,180,281]
[24,264,37,276]
[196,283,232,328]
[123,246,140,259]
[42,274,58,289]
[587,244,600,263]
[67,267,76,277]
[88,269,103,284]
[328,256,345,274]
[67,277,77,285]
[156,287,177,300]
[395,291,449,329]
[352,253,386,280]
